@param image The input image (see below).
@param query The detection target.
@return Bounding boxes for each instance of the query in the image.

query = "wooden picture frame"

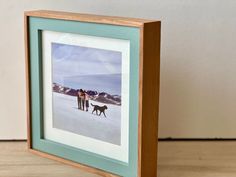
[25,10,161,177]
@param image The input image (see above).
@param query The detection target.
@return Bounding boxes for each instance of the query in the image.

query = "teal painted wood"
[29,17,140,177]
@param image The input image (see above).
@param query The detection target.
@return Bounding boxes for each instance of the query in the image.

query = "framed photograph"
[25,10,161,177]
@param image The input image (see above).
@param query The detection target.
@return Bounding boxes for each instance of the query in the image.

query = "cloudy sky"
[51,43,122,95]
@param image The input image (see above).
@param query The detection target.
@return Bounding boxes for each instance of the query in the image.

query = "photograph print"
[51,42,122,145]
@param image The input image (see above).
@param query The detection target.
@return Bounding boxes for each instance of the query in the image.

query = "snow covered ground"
[52,92,121,145]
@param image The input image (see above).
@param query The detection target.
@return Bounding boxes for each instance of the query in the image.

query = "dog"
[91,103,108,117]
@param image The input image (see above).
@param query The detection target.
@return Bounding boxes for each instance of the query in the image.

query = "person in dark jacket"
[81,89,85,111]
[77,89,82,109]
[85,91,90,112]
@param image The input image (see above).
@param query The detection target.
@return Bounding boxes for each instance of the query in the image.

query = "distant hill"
[53,83,121,106]
[58,74,121,96]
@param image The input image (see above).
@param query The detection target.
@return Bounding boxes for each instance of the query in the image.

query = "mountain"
[52,83,121,106]
[54,74,121,96]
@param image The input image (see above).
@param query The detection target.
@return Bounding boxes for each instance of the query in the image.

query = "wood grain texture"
[1,141,236,177]
[29,149,119,177]
[138,22,161,177]
[158,141,236,177]
[0,141,102,177]
[24,10,156,27]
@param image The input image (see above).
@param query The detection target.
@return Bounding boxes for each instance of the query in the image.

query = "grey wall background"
[0,0,236,139]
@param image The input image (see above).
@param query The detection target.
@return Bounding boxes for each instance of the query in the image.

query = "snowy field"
[52,92,121,145]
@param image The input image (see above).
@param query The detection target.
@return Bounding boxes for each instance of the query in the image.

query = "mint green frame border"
[28,17,140,177]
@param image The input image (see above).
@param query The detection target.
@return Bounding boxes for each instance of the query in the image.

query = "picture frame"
[25,10,161,177]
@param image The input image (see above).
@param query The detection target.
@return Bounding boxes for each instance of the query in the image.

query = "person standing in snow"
[77,89,82,109]
[85,91,90,112]
[81,89,85,111]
